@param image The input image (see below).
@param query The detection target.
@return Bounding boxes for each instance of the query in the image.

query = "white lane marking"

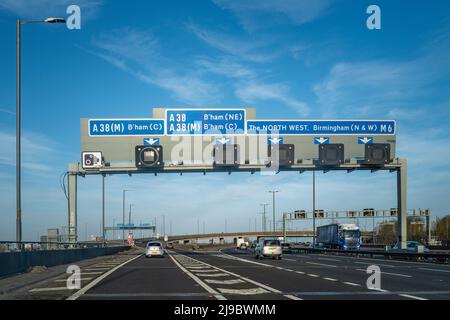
[355,269,412,278]
[284,294,303,300]
[296,271,305,274]
[176,252,299,300]
[306,262,337,268]
[191,269,223,273]
[67,254,142,300]
[29,287,74,293]
[216,252,275,268]
[343,282,361,287]
[55,278,92,282]
[323,277,338,282]
[80,272,103,275]
[276,267,284,270]
[317,257,341,262]
[355,261,396,268]
[285,269,294,272]
[307,274,319,278]
[399,294,428,300]
[204,279,245,285]
[419,267,450,273]
[195,273,230,277]
[168,254,226,300]
[217,288,269,295]
[283,258,297,261]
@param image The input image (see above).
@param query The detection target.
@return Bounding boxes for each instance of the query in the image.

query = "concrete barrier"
[0,246,130,277]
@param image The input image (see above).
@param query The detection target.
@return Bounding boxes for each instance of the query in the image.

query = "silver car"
[255,239,282,260]
[145,241,165,258]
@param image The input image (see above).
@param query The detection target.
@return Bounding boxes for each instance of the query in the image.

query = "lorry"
[236,238,249,249]
[316,223,361,250]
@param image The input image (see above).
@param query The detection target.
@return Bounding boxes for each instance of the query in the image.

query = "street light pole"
[16,19,21,249]
[267,191,279,233]
[260,204,269,232]
[122,189,131,243]
[312,170,316,247]
[16,18,66,250]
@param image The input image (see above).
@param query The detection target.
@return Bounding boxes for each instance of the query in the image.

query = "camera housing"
[135,145,164,168]
[213,144,240,167]
[82,152,103,169]
[267,144,295,167]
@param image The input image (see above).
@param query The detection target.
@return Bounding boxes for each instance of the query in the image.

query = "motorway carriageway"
[20,247,450,300]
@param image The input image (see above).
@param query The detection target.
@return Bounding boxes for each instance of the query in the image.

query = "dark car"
[281,242,291,253]
[166,242,174,249]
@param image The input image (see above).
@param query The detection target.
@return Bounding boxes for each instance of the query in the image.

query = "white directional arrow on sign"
[216,137,231,145]
[269,137,283,145]
[358,137,373,144]
[144,138,159,145]
[314,137,329,144]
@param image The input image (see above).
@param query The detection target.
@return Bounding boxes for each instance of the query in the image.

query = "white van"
[254,239,282,260]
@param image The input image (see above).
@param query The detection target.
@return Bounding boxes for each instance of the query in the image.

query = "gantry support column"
[397,159,407,250]
[68,163,78,244]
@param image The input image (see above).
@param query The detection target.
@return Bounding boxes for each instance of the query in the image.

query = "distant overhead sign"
[246,120,396,135]
[165,109,246,135]
[89,119,164,137]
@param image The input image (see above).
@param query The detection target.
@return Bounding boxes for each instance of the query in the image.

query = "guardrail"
[289,246,450,262]
[0,240,128,252]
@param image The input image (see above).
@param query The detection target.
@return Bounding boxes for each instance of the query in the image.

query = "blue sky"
[0,0,449,241]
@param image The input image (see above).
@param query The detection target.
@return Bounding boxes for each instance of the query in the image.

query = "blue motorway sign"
[166,109,246,135]
[247,120,396,135]
[89,119,164,137]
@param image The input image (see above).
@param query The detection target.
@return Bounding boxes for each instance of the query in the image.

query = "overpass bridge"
[138,231,373,244]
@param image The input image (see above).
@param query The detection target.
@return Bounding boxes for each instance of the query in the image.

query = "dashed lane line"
[307,274,319,278]
[67,254,143,300]
[419,267,450,273]
[354,261,396,268]
[343,282,361,287]
[355,269,412,278]
[306,262,337,268]
[323,277,338,282]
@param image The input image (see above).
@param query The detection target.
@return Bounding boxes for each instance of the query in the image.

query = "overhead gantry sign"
[67,108,406,248]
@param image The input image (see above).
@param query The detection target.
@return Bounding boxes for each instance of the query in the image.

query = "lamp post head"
[44,17,66,23]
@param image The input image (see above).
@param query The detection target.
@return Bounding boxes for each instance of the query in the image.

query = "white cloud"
[313,26,450,118]
[236,82,310,115]
[0,0,102,20]
[213,0,333,31]
[0,130,60,172]
[187,23,279,62]
[0,108,15,115]
[195,56,256,79]
[90,28,222,105]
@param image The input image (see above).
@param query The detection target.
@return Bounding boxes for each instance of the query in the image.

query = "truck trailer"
[316,223,361,250]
